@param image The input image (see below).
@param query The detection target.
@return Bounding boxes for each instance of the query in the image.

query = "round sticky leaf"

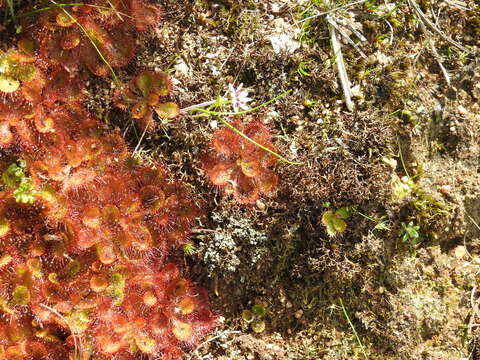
[56,12,76,27]
[251,320,265,333]
[135,71,154,97]
[12,285,31,305]
[0,75,20,93]
[155,102,180,119]
[242,309,253,323]
[0,218,10,238]
[251,304,266,317]
[172,320,192,342]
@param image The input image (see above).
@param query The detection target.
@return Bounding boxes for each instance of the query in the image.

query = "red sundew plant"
[0,112,213,358]
[203,120,280,204]
[115,70,180,132]
[89,262,216,358]
[21,0,161,76]
[0,1,217,359]
[0,318,71,359]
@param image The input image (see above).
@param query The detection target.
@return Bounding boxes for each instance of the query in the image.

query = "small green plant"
[13,180,36,204]
[2,160,36,204]
[182,242,195,255]
[339,298,368,360]
[297,0,322,45]
[394,141,450,226]
[2,160,26,186]
[351,207,390,231]
[242,304,267,333]
[321,207,350,236]
[400,221,421,245]
[391,175,414,201]
[297,60,312,77]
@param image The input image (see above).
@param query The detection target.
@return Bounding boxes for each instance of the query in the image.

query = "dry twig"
[407,0,456,85]
[328,17,366,58]
[429,41,451,86]
[407,0,468,52]
[326,14,354,111]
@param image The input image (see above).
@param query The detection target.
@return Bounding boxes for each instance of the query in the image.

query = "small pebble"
[439,184,451,195]
[453,246,467,260]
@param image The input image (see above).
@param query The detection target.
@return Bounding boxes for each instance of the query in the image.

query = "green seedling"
[251,320,266,333]
[242,304,267,333]
[400,221,421,245]
[394,140,450,224]
[182,242,195,256]
[321,207,350,236]
[2,160,26,187]
[13,181,36,204]
[303,98,319,107]
[251,304,266,317]
[241,309,253,322]
[2,160,36,204]
[297,60,312,77]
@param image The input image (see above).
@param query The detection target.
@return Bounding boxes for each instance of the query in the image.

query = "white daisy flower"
[228,83,252,112]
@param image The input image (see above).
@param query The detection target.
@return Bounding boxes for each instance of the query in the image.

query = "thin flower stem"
[180,98,229,113]
[18,3,128,18]
[5,0,16,22]
[339,298,368,360]
[188,90,292,117]
[397,137,410,178]
[466,213,480,232]
[133,117,152,156]
[40,303,80,360]
[352,207,377,222]
[18,3,84,17]
[49,0,120,85]
[213,115,301,165]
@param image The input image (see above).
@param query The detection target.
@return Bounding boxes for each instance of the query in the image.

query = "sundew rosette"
[203,120,280,204]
